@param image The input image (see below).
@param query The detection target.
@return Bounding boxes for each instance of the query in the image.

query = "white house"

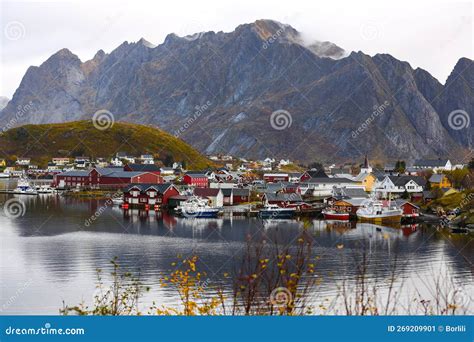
[412,159,452,172]
[374,176,426,196]
[110,157,123,167]
[16,158,31,166]
[140,154,154,165]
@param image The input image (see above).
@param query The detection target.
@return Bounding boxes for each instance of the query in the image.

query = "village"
[0,152,472,229]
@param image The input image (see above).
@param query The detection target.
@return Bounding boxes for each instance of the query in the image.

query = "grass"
[0,120,215,169]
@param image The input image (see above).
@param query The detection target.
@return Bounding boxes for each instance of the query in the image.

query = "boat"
[175,196,221,218]
[12,177,38,195]
[322,208,350,221]
[35,185,56,194]
[356,198,402,223]
[259,204,296,219]
[112,197,124,206]
[0,172,10,178]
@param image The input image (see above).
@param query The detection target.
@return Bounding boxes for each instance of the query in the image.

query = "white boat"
[12,177,38,195]
[175,196,221,218]
[356,198,402,223]
[0,172,10,178]
[259,204,296,219]
[35,185,56,194]
[112,197,124,206]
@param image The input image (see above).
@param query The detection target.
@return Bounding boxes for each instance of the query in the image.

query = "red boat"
[322,209,350,221]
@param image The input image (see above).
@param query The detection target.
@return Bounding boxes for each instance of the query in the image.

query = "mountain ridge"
[1,19,472,163]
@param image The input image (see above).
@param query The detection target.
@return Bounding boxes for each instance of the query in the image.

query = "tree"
[468,158,474,171]
[401,190,410,199]
[163,155,174,167]
[395,160,406,173]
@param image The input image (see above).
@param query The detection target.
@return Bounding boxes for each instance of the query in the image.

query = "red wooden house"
[263,173,289,183]
[183,173,208,187]
[395,200,420,218]
[54,167,163,189]
[123,183,179,208]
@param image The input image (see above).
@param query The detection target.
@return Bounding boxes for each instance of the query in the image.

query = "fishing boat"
[322,208,350,221]
[12,177,38,195]
[356,198,402,223]
[259,204,296,219]
[35,185,56,194]
[175,196,221,218]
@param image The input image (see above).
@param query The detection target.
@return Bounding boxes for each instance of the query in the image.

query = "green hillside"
[0,120,214,169]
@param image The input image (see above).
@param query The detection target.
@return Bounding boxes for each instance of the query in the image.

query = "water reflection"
[0,187,472,314]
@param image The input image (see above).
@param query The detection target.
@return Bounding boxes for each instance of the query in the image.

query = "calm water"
[0,180,473,315]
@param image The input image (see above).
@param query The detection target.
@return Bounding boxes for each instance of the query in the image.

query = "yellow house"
[0,159,6,168]
[354,172,376,192]
[429,174,451,188]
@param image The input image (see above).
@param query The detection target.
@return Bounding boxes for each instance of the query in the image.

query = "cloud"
[1,0,472,97]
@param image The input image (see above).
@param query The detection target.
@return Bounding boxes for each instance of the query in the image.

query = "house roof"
[305,169,329,178]
[414,159,449,167]
[302,177,355,184]
[394,199,420,209]
[57,170,89,177]
[194,188,221,197]
[185,172,207,177]
[124,183,174,193]
[125,163,160,172]
[333,187,369,199]
[388,176,426,187]
[429,174,445,183]
[221,188,233,196]
[233,188,250,196]
[263,192,303,202]
[353,172,372,182]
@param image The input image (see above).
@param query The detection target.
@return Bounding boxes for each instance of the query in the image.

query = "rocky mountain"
[0,96,9,111]
[1,19,472,163]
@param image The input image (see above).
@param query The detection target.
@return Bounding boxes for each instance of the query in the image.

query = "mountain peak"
[137,38,156,48]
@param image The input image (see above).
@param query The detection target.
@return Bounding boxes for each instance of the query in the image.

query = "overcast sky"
[1,0,472,98]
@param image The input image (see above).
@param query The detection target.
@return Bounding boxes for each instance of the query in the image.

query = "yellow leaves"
[223,272,229,278]
[336,244,344,249]
[285,255,292,260]
[251,273,258,279]
[171,262,176,266]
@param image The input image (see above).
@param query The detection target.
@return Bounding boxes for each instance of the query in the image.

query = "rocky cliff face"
[1,19,471,163]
